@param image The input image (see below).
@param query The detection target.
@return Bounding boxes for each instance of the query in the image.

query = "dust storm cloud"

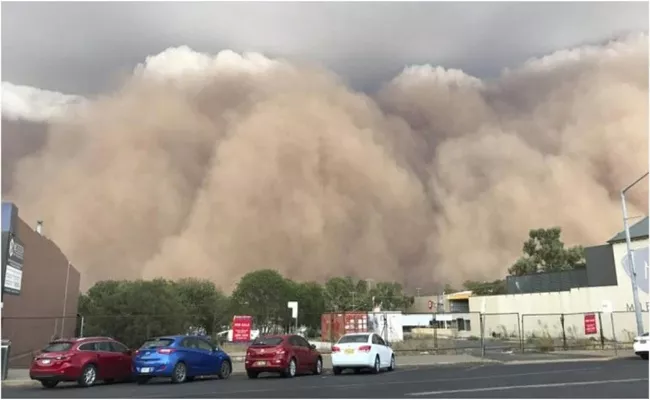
[4,35,648,291]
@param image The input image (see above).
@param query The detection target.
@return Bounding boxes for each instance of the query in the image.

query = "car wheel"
[219,360,232,379]
[332,367,342,376]
[388,355,396,371]
[40,379,59,389]
[78,364,98,387]
[371,356,380,374]
[283,358,297,378]
[246,370,259,379]
[171,362,187,384]
[313,357,323,375]
[136,376,151,385]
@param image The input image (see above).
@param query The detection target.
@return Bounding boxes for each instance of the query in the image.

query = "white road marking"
[406,378,649,396]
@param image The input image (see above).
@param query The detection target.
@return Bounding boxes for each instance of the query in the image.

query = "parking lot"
[3,358,648,398]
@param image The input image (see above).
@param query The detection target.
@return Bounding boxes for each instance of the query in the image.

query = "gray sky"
[2,1,648,95]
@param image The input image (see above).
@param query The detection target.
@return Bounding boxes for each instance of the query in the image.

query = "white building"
[467,217,649,342]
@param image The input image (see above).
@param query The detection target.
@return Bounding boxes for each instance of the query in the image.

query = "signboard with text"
[584,313,598,335]
[232,315,253,342]
[3,235,24,295]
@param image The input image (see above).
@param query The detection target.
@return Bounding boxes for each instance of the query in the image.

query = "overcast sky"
[2,1,648,95]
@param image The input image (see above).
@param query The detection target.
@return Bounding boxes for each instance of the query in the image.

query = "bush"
[533,336,555,353]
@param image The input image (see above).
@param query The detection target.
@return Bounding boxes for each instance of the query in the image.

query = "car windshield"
[140,338,174,349]
[338,335,369,344]
[42,342,73,352]
[252,337,284,346]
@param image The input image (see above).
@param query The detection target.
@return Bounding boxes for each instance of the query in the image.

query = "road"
[3,358,648,398]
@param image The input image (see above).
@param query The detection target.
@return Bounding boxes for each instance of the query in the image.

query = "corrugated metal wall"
[2,218,81,368]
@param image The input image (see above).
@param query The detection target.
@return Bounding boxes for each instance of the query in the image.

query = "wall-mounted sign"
[4,236,24,295]
[583,313,598,335]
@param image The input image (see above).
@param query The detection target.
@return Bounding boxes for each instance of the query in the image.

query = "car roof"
[340,333,370,337]
[52,337,114,343]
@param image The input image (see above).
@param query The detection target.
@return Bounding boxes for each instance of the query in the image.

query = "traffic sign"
[427,300,433,310]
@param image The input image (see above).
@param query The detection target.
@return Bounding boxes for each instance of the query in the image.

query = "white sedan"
[330,333,395,375]
[633,332,649,360]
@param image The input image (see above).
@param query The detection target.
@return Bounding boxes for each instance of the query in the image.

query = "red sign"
[232,315,253,342]
[584,313,598,335]
[427,300,433,310]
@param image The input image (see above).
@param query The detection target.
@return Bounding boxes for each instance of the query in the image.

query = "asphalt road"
[3,358,648,398]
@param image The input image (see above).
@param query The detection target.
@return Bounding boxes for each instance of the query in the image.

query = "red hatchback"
[245,335,323,379]
[29,337,133,388]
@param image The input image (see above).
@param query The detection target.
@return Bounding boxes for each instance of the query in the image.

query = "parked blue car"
[133,335,232,384]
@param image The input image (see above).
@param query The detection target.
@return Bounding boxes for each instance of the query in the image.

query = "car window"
[196,338,213,351]
[110,341,128,353]
[42,342,74,352]
[140,338,175,349]
[338,335,369,344]
[375,335,386,346]
[251,337,284,346]
[295,336,311,348]
[78,342,98,351]
[96,341,113,352]
[371,335,379,345]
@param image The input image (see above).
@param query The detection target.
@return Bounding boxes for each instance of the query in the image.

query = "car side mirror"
[310,344,316,350]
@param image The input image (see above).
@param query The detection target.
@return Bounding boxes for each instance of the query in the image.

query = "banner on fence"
[584,313,597,335]
[232,315,252,342]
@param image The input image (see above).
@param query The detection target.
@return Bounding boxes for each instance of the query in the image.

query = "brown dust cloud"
[3,34,648,292]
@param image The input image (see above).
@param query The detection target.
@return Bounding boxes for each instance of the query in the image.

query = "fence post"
[597,312,605,350]
[516,313,522,353]
[560,313,567,350]
[610,312,618,356]
[478,313,485,358]
[521,315,525,353]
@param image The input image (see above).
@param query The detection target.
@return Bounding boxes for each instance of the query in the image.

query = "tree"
[323,277,371,311]
[285,280,325,331]
[508,227,586,276]
[174,278,230,335]
[230,269,292,333]
[79,279,189,348]
[463,279,507,295]
[368,282,414,311]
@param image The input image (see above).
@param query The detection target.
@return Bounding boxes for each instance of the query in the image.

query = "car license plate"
[40,359,51,365]
[139,367,152,373]
[255,361,267,366]
[345,348,354,354]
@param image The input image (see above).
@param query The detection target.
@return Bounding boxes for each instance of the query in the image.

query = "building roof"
[608,216,649,243]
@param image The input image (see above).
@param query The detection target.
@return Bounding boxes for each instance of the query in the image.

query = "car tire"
[171,362,187,384]
[78,363,98,387]
[219,360,232,379]
[371,356,380,374]
[40,379,59,389]
[283,358,297,378]
[313,357,323,375]
[246,370,259,379]
[388,355,396,371]
[136,376,151,385]
[332,367,342,376]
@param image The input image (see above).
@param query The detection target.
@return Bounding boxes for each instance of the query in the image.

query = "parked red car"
[29,337,133,388]
[244,334,323,379]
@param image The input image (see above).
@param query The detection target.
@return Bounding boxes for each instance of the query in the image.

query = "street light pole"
[620,171,648,336]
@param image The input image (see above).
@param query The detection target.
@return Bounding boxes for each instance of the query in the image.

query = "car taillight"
[157,348,175,354]
[358,345,371,352]
[275,348,286,356]
[134,350,140,355]
[55,353,73,361]
[331,346,340,353]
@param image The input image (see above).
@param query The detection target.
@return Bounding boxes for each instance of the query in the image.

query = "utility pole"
[621,171,648,336]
